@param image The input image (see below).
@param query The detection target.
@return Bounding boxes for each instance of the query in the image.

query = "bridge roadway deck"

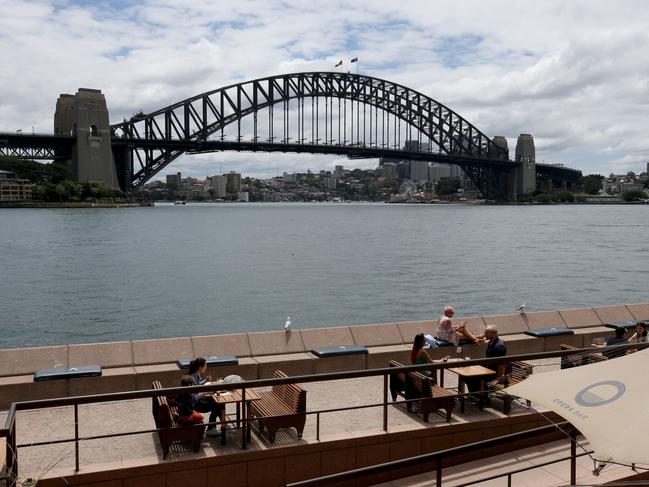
[0,357,638,486]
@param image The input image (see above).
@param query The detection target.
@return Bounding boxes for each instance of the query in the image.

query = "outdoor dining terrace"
[3,344,647,487]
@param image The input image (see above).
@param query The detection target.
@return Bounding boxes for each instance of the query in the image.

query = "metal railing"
[0,343,642,486]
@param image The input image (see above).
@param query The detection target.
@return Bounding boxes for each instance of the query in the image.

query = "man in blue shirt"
[467,325,507,395]
[485,325,507,357]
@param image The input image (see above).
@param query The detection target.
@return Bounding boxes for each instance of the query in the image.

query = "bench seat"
[311,345,368,357]
[151,380,205,458]
[603,321,637,330]
[388,360,456,422]
[491,361,533,414]
[251,370,306,442]
[525,328,574,338]
[34,365,102,381]
[177,356,238,368]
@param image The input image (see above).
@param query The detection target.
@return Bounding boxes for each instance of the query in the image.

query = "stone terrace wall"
[1,303,647,408]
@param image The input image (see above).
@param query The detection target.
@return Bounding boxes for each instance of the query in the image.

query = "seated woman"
[629,322,648,343]
[436,306,481,346]
[410,333,436,380]
[177,375,205,425]
[188,357,225,436]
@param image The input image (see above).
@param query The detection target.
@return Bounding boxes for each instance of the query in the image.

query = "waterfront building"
[410,160,430,182]
[382,162,398,179]
[396,161,410,179]
[619,181,645,193]
[237,191,249,202]
[0,169,32,201]
[322,176,337,190]
[182,176,197,189]
[209,175,227,198]
[166,172,181,190]
[403,139,430,152]
[283,172,297,183]
[429,162,461,182]
[226,171,241,194]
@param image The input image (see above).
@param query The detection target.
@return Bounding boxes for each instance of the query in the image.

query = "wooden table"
[435,357,464,387]
[213,389,261,447]
[448,365,496,413]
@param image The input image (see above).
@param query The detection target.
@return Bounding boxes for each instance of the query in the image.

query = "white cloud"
[2,0,649,179]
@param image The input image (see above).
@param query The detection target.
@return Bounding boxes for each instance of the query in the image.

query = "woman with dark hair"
[410,333,432,366]
[410,333,438,381]
[188,358,224,437]
[188,357,211,384]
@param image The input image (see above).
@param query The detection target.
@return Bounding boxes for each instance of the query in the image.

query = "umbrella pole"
[570,428,577,485]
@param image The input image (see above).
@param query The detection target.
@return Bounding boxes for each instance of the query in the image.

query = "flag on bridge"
[335,60,343,68]
[350,57,358,63]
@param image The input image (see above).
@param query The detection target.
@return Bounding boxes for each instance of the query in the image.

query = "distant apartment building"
[322,177,337,190]
[182,176,197,189]
[226,171,241,194]
[410,160,430,182]
[0,170,32,201]
[283,172,297,183]
[382,162,399,179]
[166,172,181,189]
[237,192,249,202]
[429,163,461,182]
[334,165,344,173]
[619,181,645,193]
[209,175,227,198]
[403,140,431,152]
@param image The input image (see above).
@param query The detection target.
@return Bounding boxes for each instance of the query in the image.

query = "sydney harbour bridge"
[0,72,580,200]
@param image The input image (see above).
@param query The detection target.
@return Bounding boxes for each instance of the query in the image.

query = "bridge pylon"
[509,134,536,199]
[54,89,120,190]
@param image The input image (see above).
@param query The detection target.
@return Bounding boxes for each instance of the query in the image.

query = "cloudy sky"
[1,0,649,179]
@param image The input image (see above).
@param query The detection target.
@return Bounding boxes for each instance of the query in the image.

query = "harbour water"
[1,202,647,349]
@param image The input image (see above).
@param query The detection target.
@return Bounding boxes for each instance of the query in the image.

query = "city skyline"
[2,1,649,179]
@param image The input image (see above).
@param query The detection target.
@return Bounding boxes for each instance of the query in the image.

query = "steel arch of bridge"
[110,72,513,194]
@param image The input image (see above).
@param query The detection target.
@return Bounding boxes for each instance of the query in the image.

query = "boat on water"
[173,200,186,205]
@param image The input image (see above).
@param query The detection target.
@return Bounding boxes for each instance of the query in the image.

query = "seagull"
[285,316,291,331]
[517,302,527,312]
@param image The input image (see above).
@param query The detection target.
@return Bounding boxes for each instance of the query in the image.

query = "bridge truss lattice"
[110,72,514,196]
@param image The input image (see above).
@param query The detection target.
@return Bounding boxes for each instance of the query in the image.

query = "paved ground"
[4,356,635,485]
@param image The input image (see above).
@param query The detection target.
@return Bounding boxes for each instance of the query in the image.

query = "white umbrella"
[507,347,649,465]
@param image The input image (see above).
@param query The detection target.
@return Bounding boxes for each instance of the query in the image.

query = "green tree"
[555,191,575,203]
[581,174,604,195]
[627,171,636,180]
[436,177,461,197]
[534,193,553,204]
[0,156,69,183]
[622,189,647,202]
